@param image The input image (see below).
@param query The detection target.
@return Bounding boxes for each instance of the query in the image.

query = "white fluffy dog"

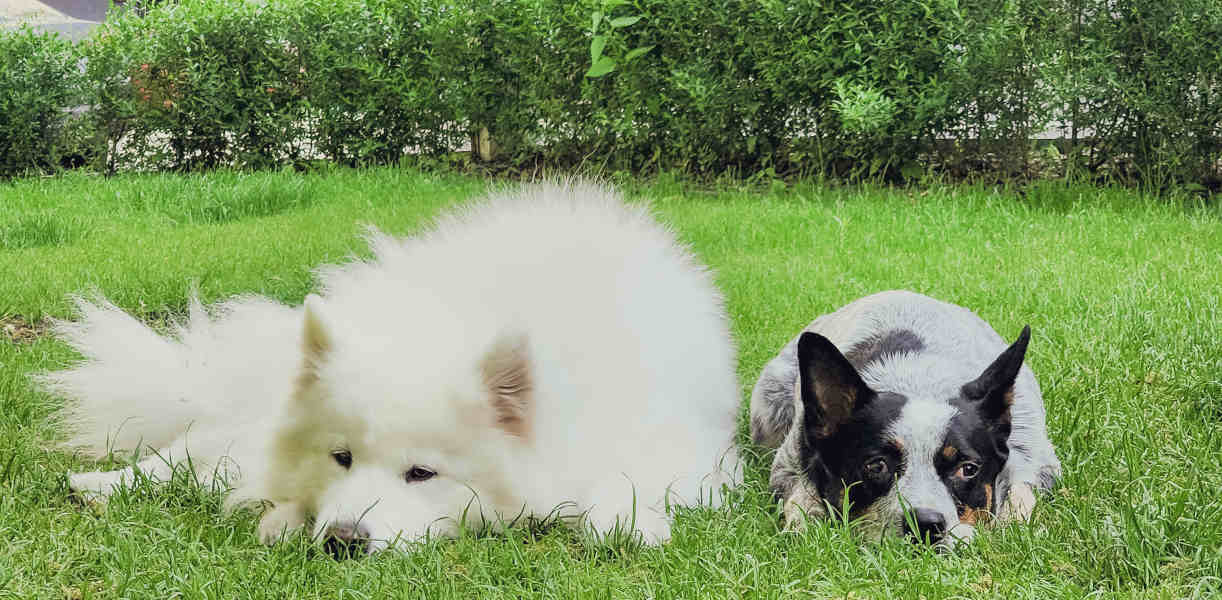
[43,182,742,554]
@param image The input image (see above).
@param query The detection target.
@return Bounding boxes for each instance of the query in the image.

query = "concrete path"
[0,0,108,40]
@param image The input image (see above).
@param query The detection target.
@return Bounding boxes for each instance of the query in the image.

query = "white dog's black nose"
[322,522,371,558]
[903,508,947,543]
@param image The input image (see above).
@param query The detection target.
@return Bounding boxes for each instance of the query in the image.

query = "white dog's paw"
[585,505,672,545]
[67,470,126,506]
[631,509,672,544]
[68,457,178,508]
[257,502,307,545]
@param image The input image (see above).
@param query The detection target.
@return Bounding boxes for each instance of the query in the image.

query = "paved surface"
[40,0,109,22]
[0,0,108,40]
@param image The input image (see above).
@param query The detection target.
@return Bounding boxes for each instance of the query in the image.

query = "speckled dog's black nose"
[903,508,947,543]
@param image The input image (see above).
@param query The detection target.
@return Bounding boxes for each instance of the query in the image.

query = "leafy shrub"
[1,0,1218,187]
[0,26,84,178]
[939,0,1061,177]
[1052,0,1222,187]
[288,0,470,165]
[575,0,782,173]
[84,0,310,171]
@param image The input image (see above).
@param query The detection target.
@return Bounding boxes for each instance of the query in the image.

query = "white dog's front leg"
[68,455,175,505]
[584,504,672,544]
[583,477,673,545]
[257,501,307,545]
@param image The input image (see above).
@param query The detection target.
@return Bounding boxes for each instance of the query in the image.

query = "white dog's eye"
[331,449,352,469]
[956,462,980,479]
[405,466,436,483]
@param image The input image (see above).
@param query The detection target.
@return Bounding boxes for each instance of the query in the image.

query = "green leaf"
[623,45,654,62]
[900,162,924,180]
[590,35,607,62]
[609,16,641,28]
[585,56,616,78]
[590,11,602,34]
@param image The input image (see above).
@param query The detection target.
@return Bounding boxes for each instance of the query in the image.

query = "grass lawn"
[1,168,1220,598]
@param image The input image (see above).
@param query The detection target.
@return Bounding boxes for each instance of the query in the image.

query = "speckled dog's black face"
[794,331,903,522]
[801,387,907,519]
[794,327,1030,543]
[940,392,1011,526]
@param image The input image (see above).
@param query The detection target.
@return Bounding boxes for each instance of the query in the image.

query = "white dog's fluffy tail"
[38,295,299,458]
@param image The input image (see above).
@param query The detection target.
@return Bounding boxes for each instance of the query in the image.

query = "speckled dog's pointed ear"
[797,332,875,441]
[962,325,1030,432]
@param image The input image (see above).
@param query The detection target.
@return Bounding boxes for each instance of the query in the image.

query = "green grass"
[2,169,1221,598]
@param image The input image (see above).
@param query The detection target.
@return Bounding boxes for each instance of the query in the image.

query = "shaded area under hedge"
[1,0,1220,189]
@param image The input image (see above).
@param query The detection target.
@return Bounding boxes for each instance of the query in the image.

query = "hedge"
[0,26,86,177]
[1,0,1219,189]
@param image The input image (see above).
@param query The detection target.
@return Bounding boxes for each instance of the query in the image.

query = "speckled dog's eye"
[864,457,889,477]
[331,449,352,469]
[956,462,979,480]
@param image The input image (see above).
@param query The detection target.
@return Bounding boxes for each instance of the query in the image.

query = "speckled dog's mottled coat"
[751,291,1060,548]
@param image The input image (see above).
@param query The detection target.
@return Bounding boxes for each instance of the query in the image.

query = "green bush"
[1,0,1218,187]
[290,0,468,166]
[567,0,784,173]
[84,0,310,171]
[434,0,973,176]
[745,0,968,177]
[0,26,85,178]
[940,0,1061,177]
[1053,0,1222,187]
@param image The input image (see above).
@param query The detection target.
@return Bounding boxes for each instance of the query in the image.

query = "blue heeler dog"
[750,291,1061,549]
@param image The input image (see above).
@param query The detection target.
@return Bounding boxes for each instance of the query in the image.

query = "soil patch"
[1,316,54,344]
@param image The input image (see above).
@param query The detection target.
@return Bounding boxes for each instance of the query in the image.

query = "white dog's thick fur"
[43,182,742,552]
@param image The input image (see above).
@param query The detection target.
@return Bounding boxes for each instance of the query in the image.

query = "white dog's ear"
[480,332,533,439]
[301,294,333,372]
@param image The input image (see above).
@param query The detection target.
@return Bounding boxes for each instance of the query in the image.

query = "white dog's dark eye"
[331,450,352,469]
[957,462,980,479]
[864,457,888,477]
[405,466,436,483]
